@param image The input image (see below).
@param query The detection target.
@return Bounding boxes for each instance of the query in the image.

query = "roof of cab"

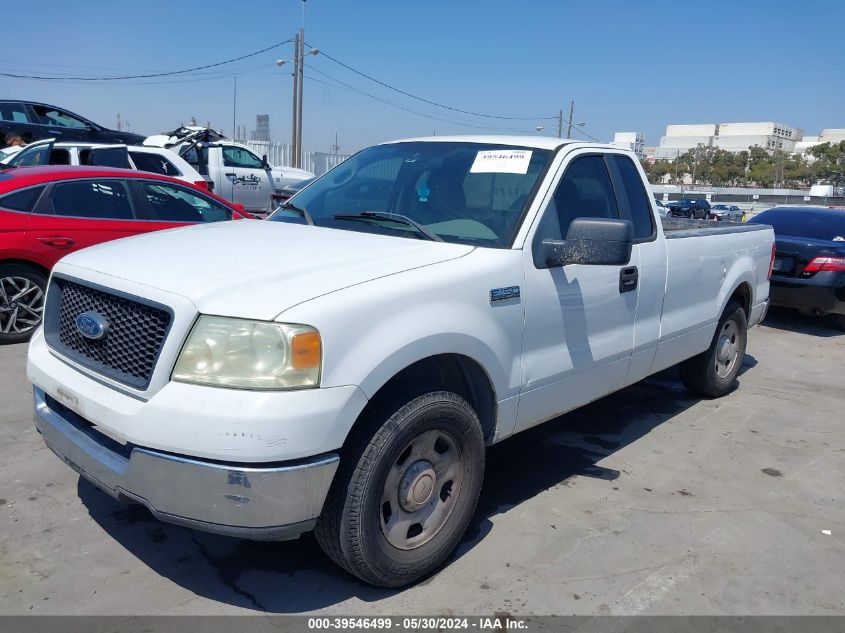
[382,135,613,152]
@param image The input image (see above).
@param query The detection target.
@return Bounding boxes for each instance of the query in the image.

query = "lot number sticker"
[470,150,532,174]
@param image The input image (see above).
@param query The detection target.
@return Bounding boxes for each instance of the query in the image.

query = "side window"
[141,182,232,223]
[536,155,619,241]
[0,186,45,212]
[221,146,263,169]
[0,102,30,123]
[48,149,71,165]
[10,144,51,167]
[32,106,88,129]
[129,152,182,176]
[607,155,654,240]
[49,180,134,220]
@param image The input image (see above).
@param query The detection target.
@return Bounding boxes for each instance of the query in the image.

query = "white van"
[1,139,208,190]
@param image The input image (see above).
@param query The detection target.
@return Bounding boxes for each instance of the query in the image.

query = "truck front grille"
[44,276,173,390]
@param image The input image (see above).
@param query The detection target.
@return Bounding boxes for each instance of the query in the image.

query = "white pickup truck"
[144,128,314,214]
[28,136,774,588]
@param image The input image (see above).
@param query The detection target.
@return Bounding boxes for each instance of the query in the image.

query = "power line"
[305,64,539,134]
[307,43,557,122]
[0,39,292,81]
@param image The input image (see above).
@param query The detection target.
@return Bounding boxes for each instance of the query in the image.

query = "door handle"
[37,236,75,248]
[619,266,638,293]
[225,172,237,177]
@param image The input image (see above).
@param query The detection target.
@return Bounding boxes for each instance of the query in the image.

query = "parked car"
[748,207,845,330]
[27,137,773,587]
[654,198,671,217]
[710,204,743,222]
[0,100,144,145]
[1,138,209,190]
[667,197,711,219]
[144,127,314,214]
[0,165,248,343]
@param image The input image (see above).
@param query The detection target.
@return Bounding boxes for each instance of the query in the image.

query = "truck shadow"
[77,365,742,612]
[762,306,844,337]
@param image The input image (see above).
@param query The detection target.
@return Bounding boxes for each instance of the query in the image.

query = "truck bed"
[661,217,770,239]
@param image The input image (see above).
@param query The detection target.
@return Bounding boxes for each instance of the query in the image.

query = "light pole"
[276,46,318,168]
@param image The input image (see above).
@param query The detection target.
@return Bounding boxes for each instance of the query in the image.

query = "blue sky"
[3,0,843,153]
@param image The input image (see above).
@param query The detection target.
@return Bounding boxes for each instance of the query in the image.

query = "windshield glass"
[268,141,553,247]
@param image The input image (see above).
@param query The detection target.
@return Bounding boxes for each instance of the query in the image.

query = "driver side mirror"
[535,217,634,269]
[261,154,269,169]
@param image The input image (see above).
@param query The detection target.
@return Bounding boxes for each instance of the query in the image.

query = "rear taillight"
[768,243,776,280]
[803,256,845,273]
[193,180,209,191]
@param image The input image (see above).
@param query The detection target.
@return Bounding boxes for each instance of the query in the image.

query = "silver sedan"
[710,204,744,222]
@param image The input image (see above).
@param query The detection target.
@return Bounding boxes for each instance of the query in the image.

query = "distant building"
[655,121,804,159]
[254,114,270,142]
[610,132,645,158]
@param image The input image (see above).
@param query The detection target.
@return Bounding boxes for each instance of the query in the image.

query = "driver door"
[516,152,638,433]
[219,145,273,212]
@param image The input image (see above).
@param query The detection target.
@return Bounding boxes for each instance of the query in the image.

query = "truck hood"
[271,165,314,188]
[58,221,474,320]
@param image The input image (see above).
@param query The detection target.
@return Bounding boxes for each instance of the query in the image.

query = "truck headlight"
[172,316,321,390]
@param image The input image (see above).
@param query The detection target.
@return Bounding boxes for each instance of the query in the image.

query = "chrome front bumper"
[33,387,339,541]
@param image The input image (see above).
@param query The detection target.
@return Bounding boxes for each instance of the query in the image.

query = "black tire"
[0,263,47,345]
[315,391,485,588]
[680,301,747,398]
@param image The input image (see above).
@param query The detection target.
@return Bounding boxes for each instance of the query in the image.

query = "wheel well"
[0,259,50,279]
[356,354,497,444]
[728,282,752,318]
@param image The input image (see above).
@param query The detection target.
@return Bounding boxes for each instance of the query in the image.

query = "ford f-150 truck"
[27,136,775,588]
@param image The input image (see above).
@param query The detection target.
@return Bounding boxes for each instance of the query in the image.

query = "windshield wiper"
[280,201,314,225]
[333,211,443,242]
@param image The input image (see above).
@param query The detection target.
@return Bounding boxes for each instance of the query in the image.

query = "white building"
[610,132,645,158]
[655,121,804,159]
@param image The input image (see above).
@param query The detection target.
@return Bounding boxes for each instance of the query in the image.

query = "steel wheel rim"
[715,319,740,379]
[0,276,44,336]
[380,428,464,551]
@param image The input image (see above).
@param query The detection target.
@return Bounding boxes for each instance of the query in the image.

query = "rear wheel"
[315,391,485,588]
[0,264,47,345]
[680,301,747,397]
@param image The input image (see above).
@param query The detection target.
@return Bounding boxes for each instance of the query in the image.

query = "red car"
[0,166,248,344]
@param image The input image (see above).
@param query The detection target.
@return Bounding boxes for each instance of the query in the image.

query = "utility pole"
[566,100,575,139]
[295,22,305,168]
[116,113,122,131]
[291,33,300,167]
[331,132,340,154]
[674,150,680,184]
[557,109,563,138]
[232,77,237,141]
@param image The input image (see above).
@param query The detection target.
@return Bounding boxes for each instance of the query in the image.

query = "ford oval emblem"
[76,312,109,341]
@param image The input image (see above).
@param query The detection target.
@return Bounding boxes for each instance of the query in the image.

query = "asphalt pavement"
[1,308,843,615]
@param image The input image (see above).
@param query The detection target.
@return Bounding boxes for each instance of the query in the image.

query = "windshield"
[267,141,553,247]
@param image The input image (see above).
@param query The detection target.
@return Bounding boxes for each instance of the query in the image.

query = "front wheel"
[0,264,47,345]
[315,391,485,588]
[680,301,748,397]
